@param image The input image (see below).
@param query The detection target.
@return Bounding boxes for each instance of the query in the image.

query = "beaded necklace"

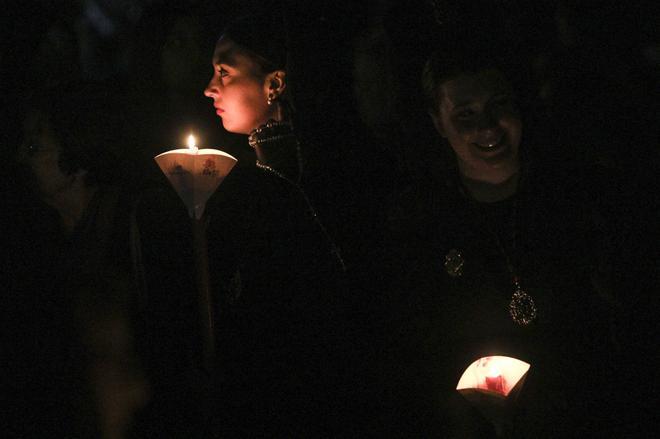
[250,122,346,271]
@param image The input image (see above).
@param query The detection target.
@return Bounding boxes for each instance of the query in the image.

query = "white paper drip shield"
[456,355,530,398]
[155,148,237,219]
[456,356,530,435]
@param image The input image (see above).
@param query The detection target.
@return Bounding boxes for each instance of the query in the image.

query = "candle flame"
[187,134,197,150]
[487,366,501,378]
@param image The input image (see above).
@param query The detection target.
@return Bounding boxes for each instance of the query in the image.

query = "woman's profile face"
[433,69,522,184]
[204,38,276,134]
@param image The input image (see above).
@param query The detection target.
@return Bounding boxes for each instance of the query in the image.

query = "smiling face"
[203,38,279,134]
[432,69,522,184]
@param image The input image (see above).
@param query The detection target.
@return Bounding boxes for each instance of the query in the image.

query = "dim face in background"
[17,111,77,201]
[204,38,278,135]
[431,69,522,184]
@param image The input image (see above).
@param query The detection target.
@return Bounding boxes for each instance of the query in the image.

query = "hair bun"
[221,12,288,70]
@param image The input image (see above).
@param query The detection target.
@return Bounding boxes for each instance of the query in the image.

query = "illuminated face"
[17,112,74,201]
[433,69,522,184]
[204,38,276,134]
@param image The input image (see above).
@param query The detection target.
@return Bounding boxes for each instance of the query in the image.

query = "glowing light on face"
[204,39,278,135]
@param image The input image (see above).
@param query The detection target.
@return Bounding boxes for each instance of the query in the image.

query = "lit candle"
[485,366,504,394]
[153,131,238,372]
[154,132,237,219]
[187,133,198,153]
[456,355,530,398]
[456,356,531,435]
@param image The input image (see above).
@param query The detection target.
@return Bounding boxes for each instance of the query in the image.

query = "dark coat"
[135,138,350,436]
[205,162,350,436]
[378,163,623,437]
[4,184,144,438]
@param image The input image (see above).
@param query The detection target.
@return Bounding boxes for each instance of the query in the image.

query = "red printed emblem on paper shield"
[202,159,217,176]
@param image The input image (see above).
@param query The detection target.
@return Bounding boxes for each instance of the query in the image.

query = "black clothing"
[4,184,141,438]
[135,129,351,436]
[205,164,348,436]
[380,164,621,437]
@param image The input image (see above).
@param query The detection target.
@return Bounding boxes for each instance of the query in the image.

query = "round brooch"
[444,249,465,277]
[508,287,537,326]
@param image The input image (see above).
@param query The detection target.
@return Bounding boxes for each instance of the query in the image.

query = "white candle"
[456,355,530,398]
[154,132,237,218]
[187,133,198,153]
[485,366,504,393]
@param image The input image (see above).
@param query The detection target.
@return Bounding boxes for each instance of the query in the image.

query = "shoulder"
[383,170,455,276]
[387,169,453,234]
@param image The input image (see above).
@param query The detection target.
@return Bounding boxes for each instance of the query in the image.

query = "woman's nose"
[204,77,219,98]
[475,111,499,131]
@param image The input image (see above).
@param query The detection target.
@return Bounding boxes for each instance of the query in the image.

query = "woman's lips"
[215,107,224,116]
[474,136,505,151]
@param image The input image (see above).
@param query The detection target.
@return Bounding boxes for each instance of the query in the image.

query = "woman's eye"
[218,68,229,78]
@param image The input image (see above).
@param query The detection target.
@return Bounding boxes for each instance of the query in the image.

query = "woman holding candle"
[380,37,624,436]
[196,12,355,437]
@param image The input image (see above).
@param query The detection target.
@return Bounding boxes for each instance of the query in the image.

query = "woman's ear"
[429,110,447,138]
[266,70,287,99]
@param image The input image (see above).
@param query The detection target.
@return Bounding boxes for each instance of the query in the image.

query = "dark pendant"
[444,248,465,277]
[509,286,537,326]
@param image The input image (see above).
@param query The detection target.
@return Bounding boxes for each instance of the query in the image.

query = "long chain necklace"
[251,121,345,271]
[446,176,538,326]
[255,160,347,272]
[485,199,538,326]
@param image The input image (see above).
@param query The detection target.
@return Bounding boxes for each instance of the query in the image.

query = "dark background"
[3,0,658,171]
[1,1,658,436]
[3,0,658,256]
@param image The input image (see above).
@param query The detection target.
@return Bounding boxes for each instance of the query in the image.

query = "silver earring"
[267,95,273,105]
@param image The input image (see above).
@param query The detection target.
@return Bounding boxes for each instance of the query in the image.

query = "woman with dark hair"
[381,41,622,436]
[204,14,300,181]
[196,13,351,436]
[127,11,359,437]
[203,13,344,267]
